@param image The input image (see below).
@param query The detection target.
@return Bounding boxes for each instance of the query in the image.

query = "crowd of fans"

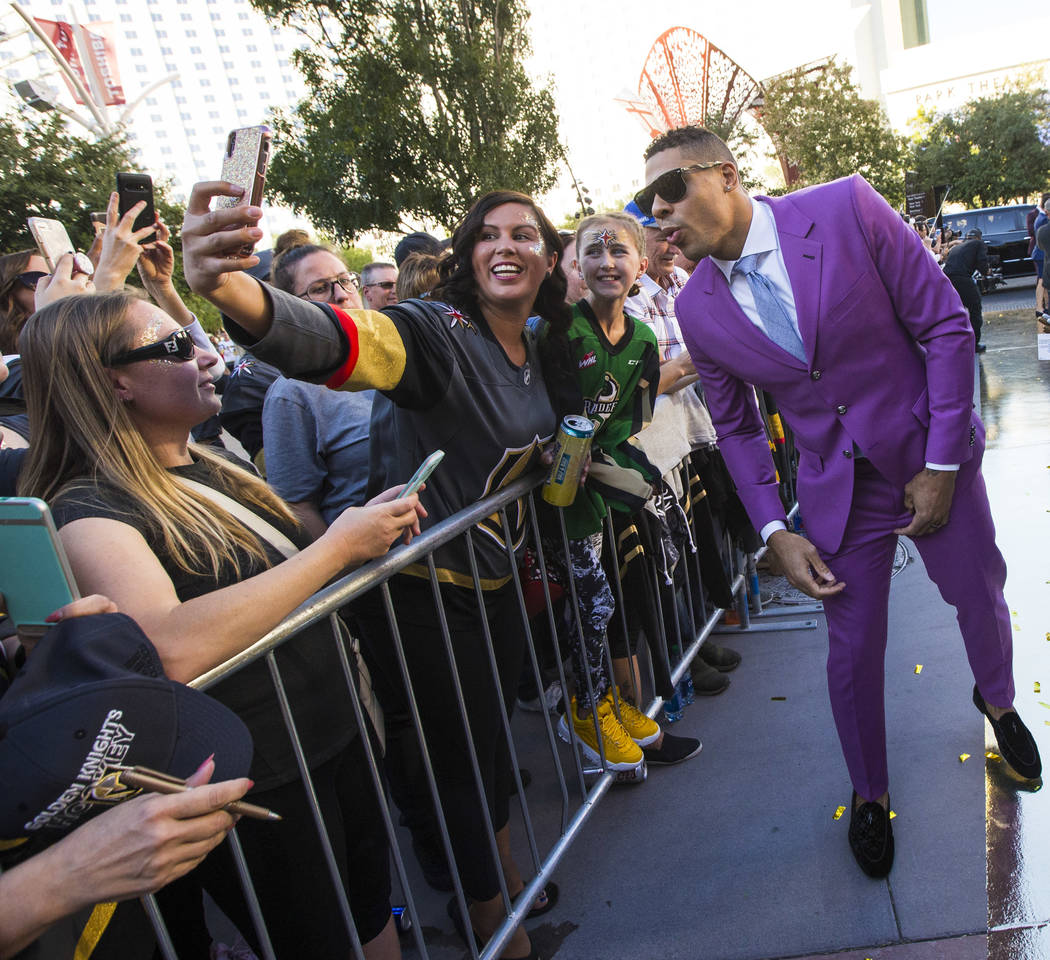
[0,168,783,960]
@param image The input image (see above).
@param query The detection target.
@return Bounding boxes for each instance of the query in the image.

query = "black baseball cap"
[0,613,253,839]
[393,232,441,267]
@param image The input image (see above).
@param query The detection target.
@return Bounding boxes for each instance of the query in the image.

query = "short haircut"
[393,232,441,267]
[643,125,736,164]
[361,262,396,287]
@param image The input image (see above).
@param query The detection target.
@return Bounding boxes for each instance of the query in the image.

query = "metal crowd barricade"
[139,458,764,960]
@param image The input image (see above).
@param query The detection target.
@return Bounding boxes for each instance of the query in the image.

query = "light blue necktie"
[732,253,806,363]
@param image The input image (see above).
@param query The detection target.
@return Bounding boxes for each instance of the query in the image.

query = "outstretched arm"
[180,181,271,337]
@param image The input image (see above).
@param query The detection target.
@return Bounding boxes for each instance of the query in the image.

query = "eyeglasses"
[110,328,195,366]
[362,280,396,291]
[633,161,727,218]
[15,271,47,290]
[297,273,359,301]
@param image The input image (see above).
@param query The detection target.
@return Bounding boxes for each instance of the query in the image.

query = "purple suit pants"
[817,458,1014,800]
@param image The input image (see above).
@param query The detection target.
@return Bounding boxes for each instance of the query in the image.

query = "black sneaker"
[699,641,742,673]
[973,685,1042,780]
[848,791,894,878]
[642,731,702,766]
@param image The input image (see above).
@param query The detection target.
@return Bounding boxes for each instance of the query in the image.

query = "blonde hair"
[396,251,444,300]
[18,292,298,579]
[574,213,646,259]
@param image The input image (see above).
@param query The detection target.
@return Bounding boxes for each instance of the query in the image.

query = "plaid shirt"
[625,268,689,362]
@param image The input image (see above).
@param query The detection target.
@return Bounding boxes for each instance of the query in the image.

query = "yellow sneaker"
[558,696,643,771]
[607,687,661,747]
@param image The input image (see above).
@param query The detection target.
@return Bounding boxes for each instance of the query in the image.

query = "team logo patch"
[444,306,478,334]
[579,351,597,369]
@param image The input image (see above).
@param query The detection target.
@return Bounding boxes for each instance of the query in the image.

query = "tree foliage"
[250,0,564,241]
[908,87,1050,207]
[758,59,905,204]
[0,108,219,327]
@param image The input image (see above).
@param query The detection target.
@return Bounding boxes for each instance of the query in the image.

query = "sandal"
[524,881,559,919]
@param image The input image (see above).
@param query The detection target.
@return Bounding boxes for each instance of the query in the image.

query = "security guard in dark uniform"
[943,228,990,352]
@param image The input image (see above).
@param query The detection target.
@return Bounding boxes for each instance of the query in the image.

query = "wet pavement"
[977,301,1050,959]
[392,298,1049,960]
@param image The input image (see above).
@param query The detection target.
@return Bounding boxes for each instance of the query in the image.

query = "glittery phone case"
[216,126,272,209]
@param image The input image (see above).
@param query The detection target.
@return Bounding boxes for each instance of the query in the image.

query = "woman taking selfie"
[180,180,578,960]
[18,292,423,959]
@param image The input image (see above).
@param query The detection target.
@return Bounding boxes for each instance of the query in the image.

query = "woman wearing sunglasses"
[0,250,51,355]
[17,292,424,960]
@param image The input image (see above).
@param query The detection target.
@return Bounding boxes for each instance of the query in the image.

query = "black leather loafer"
[848,791,894,878]
[973,685,1042,780]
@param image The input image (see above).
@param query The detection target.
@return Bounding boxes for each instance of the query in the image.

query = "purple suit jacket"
[676,175,979,554]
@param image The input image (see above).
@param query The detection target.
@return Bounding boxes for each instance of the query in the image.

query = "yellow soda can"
[542,415,594,507]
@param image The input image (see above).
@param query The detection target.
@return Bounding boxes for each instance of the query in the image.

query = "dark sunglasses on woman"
[110,328,195,366]
[633,160,727,218]
[15,271,48,290]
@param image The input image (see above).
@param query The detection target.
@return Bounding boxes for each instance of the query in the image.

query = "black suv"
[940,204,1036,278]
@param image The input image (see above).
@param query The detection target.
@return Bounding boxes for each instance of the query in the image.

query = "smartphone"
[216,125,272,210]
[397,450,444,499]
[116,172,156,242]
[26,217,74,272]
[0,497,80,634]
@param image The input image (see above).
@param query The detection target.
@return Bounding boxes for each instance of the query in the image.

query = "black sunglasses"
[633,161,727,218]
[110,328,195,366]
[15,271,47,290]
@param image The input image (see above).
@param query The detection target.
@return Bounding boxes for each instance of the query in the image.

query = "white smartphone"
[0,497,80,635]
[27,217,75,272]
[397,450,444,499]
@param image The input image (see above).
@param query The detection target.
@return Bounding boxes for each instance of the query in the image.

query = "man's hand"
[894,467,957,537]
[766,529,845,599]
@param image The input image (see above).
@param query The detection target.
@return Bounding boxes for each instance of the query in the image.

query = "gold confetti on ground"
[833,805,846,821]
[1039,701,1050,710]
[1012,610,1018,616]
[914,664,923,675]
[959,753,971,763]
[1014,624,1022,631]
[889,810,897,820]
[1036,682,1042,693]
[771,696,786,701]
[986,751,1002,761]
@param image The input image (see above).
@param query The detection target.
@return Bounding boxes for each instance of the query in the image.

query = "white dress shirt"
[709,199,957,544]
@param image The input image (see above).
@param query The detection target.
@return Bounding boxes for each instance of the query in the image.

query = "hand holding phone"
[397,450,444,500]
[116,173,157,244]
[27,217,75,273]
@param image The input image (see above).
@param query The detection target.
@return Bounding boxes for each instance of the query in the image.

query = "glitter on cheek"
[530,240,545,257]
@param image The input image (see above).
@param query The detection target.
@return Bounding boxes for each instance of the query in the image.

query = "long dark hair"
[0,249,35,354]
[433,190,578,417]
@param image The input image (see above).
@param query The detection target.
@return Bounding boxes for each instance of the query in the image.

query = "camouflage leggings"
[543,532,614,711]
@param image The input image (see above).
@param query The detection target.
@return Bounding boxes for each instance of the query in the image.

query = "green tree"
[250,0,564,241]
[758,59,905,204]
[0,108,220,327]
[909,87,1050,208]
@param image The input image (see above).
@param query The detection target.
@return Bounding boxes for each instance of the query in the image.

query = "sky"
[523,0,857,213]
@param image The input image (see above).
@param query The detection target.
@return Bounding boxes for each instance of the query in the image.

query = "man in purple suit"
[635,125,1042,877]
